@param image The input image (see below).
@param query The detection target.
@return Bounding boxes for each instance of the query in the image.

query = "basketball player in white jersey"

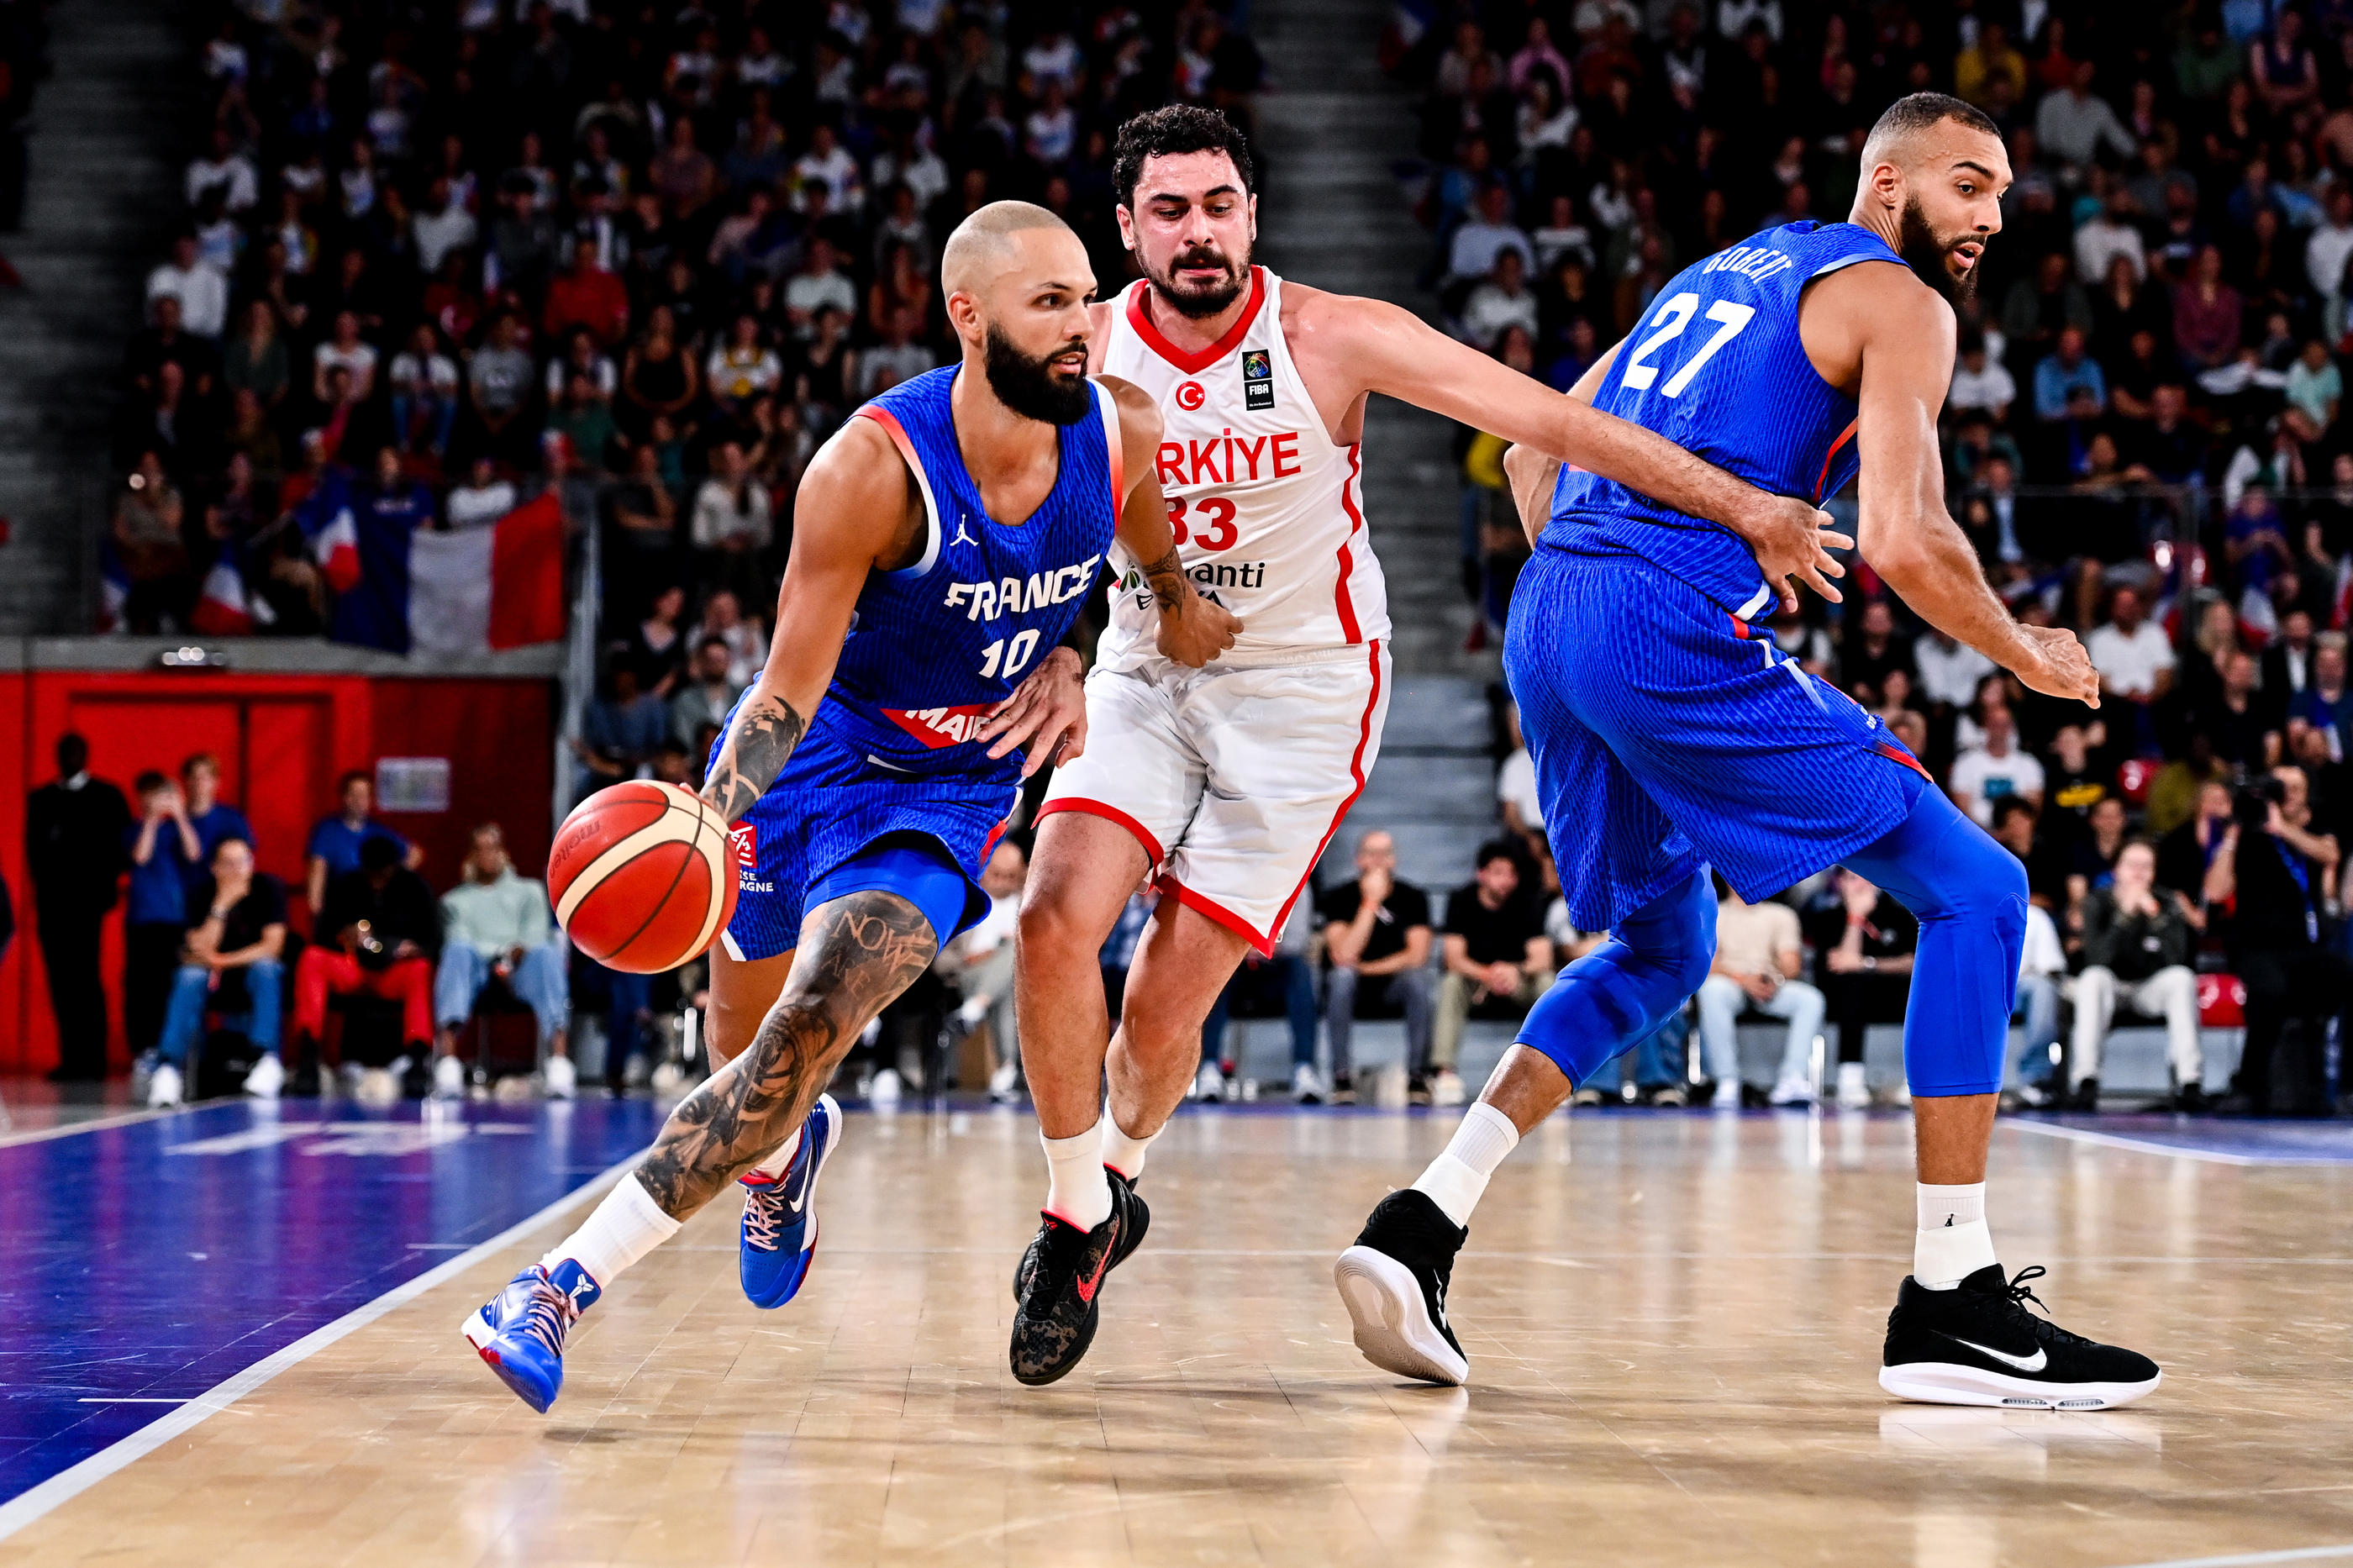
[1004,106,1852,1385]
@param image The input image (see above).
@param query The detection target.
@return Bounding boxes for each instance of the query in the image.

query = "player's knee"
[1016,895,1100,971]
[1619,870,1716,998]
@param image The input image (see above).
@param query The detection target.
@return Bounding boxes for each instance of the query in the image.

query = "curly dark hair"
[1111,104,1255,208]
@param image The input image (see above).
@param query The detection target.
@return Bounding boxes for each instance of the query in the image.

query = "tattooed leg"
[632,890,938,1218]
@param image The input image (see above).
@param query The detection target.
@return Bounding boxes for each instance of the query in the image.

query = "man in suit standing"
[26,734,131,1081]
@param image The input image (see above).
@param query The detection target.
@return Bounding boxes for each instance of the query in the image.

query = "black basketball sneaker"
[1880,1264,2161,1409]
[1334,1189,1470,1386]
[1013,1167,1145,1302]
[1009,1170,1150,1386]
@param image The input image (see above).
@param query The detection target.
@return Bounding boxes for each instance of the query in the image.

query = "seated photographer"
[292,834,440,1080]
[1320,829,1434,1102]
[1431,841,1555,1108]
[147,837,287,1107]
[2066,839,2201,1112]
[435,823,574,1098]
[2206,766,2349,1113]
[1695,881,1824,1108]
[1803,868,1918,1109]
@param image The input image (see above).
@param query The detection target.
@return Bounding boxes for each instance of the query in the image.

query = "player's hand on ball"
[2011,624,2102,708]
[982,645,1090,777]
[1155,592,1242,668]
[1744,495,1850,613]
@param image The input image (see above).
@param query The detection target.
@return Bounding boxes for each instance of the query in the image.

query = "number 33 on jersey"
[1096,266,1389,671]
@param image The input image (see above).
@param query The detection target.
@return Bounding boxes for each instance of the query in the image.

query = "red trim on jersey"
[976,818,1008,872]
[1872,740,1934,781]
[1100,382,1125,521]
[1728,613,1750,638]
[1123,267,1267,375]
[1813,418,1860,502]
[1035,797,1165,868]
[1334,443,1366,643]
[855,403,920,470]
[1157,876,1273,956]
[1267,641,1384,944]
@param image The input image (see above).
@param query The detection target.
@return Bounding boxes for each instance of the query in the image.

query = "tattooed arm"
[1098,374,1240,668]
[700,417,923,822]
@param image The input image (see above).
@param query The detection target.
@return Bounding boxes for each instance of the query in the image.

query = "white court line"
[2006,1119,2353,1168]
[2103,1545,2353,1567]
[0,1102,216,1149]
[0,1153,637,1544]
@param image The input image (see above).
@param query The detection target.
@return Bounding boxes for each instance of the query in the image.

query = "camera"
[2233,776,2286,829]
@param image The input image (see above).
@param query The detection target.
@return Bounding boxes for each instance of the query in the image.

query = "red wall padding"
[0,670,555,1072]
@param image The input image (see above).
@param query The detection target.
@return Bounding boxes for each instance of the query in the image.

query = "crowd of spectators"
[97,0,1260,655]
[1361,3,2353,1110]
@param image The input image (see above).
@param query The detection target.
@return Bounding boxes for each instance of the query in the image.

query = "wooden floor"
[10,1104,2353,1567]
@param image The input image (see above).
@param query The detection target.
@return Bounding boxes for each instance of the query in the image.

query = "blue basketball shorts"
[1507,549,1928,933]
[715,724,1014,962]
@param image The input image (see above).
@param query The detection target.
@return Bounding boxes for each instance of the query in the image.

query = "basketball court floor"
[3,1091,2351,1567]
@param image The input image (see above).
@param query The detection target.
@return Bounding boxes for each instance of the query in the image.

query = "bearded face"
[1145,235,1250,319]
[1898,193,1982,305]
[982,324,1093,424]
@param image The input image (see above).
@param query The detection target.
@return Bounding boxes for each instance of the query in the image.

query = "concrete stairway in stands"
[1255,0,1501,891]
[0,0,186,633]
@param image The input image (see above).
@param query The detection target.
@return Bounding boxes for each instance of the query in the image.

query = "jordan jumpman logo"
[950,521,978,548]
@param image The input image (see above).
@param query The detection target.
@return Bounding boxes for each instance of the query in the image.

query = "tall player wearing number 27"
[1336,94,2162,1410]
[461,203,1238,1413]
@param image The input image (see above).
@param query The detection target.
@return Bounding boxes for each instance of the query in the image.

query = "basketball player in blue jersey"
[461,202,1239,1413]
[1335,94,2162,1410]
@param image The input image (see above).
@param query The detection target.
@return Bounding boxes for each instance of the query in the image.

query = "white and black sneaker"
[1334,1189,1470,1386]
[1880,1264,2161,1410]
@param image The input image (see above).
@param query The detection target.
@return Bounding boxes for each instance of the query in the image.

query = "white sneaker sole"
[1334,1245,1468,1386]
[461,1306,497,1354]
[1879,1361,2162,1410]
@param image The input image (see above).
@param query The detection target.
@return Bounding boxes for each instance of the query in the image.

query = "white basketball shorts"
[1038,641,1391,953]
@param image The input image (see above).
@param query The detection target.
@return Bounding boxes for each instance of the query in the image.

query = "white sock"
[744,1125,803,1183]
[1913,1181,1995,1289]
[1041,1121,1112,1229]
[1099,1111,1157,1181]
[541,1174,683,1290]
[1410,1102,1520,1227]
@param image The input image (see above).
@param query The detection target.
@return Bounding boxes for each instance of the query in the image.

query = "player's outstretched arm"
[1101,374,1240,667]
[1844,271,2098,708]
[1317,294,1846,609]
[702,418,914,822]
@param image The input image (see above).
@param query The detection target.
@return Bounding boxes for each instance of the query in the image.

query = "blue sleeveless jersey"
[1506,222,1935,934]
[820,364,1122,776]
[710,365,1123,960]
[1543,220,1902,616]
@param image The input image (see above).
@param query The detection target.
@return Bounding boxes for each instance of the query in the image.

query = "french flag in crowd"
[310,505,362,593]
[406,490,566,655]
[189,542,273,636]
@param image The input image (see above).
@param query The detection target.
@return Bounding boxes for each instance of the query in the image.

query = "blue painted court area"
[0,1097,661,1509]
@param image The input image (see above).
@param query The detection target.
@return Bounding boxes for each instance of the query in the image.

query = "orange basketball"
[549,781,740,973]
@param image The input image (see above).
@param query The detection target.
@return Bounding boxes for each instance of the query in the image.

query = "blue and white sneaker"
[462,1259,600,1413]
[739,1092,841,1309]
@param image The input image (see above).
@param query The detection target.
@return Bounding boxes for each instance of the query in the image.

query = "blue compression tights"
[1516,784,2025,1097]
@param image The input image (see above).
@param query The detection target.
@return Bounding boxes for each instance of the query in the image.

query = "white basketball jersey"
[1096,266,1388,670]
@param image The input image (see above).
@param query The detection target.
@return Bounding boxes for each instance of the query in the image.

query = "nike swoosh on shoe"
[1936,1332,2047,1372]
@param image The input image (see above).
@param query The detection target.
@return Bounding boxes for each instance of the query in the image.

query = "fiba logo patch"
[1240,350,1274,410]
[1175,380,1207,411]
